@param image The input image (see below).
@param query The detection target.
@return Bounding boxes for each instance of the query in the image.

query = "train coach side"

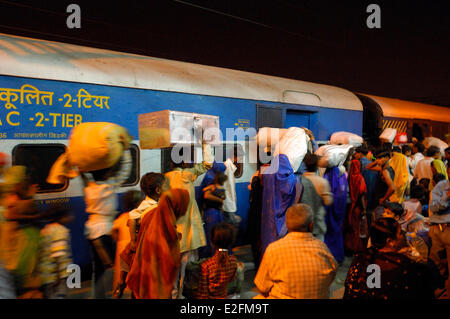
[0,33,364,269]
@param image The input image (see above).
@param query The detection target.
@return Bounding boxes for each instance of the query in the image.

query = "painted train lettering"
[0,111,82,128]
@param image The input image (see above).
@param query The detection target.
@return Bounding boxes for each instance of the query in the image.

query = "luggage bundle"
[329,131,363,147]
[47,122,132,184]
[67,122,132,172]
[379,128,397,143]
[257,127,309,172]
[315,144,354,168]
[423,137,448,157]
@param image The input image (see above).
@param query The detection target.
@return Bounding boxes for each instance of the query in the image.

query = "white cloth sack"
[256,127,288,148]
[423,137,448,157]
[223,159,237,213]
[273,127,309,172]
[329,131,363,147]
[380,128,397,143]
[315,144,354,168]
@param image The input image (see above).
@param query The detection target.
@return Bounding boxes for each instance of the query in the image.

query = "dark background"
[0,0,449,106]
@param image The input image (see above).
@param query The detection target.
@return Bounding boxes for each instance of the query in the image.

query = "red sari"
[126,189,189,299]
[344,160,368,253]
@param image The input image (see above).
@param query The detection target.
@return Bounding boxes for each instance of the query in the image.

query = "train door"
[284,110,310,129]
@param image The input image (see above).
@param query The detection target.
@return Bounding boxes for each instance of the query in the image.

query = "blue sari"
[261,154,298,254]
[324,166,348,263]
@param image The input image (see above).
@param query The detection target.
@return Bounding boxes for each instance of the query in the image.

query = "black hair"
[392,146,401,153]
[213,172,228,186]
[370,217,401,249]
[433,173,446,185]
[445,146,450,153]
[426,146,440,157]
[140,172,166,198]
[211,222,235,250]
[410,185,426,201]
[374,150,391,159]
[419,178,431,190]
[384,202,404,217]
[382,142,393,152]
[303,153,319,172]
[402,144,412,154]
[355,146,369,155]
[414,143,425,154]
[122,190,143,212]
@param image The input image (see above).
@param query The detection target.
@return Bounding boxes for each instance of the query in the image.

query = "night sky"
[0,0,449,106]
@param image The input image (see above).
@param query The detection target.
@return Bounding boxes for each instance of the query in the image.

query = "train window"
[161,144,197,174]
[12,144,68,193]
[121,143,140,187]
[214,143,244,178]
[256,104,283,129]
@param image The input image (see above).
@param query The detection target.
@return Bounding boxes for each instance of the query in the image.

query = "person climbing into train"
[82,149,132,299]
[165,140,213,298]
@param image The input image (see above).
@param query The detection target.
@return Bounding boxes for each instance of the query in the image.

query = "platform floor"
[66,244,357,299]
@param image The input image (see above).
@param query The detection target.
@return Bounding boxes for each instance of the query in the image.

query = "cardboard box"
[138,110,220,149]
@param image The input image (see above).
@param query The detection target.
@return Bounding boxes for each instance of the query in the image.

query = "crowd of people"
[0,131,449,299]
[248,137,450,299]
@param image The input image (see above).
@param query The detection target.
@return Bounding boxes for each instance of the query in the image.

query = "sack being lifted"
[47,122,132,184]
[272,127,309,172]
[380,128,397,144]
[423,137,448,157]
[329,131,363,147]
[315,144,354,168]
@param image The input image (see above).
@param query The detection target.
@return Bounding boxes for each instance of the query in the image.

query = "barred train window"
[121,143,140,187]
[160,144,244,178]
[12,144,68,193]
[12,143,140,193]
[214,143,244,178]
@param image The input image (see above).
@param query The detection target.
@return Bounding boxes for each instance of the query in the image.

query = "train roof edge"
[0,33,362,111]
[359,93,450,123]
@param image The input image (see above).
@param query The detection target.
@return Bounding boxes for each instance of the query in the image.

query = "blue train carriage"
[356,93,450,146]
[0,33,363,272]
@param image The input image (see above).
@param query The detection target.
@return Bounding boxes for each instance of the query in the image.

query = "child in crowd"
[111,190,143,298]
[201,172,228,258]
[39,207,73,299]
[114,173,168,298]
[194,223,240,299]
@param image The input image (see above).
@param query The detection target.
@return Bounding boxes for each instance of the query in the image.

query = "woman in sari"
[324,165,348,264]
[126,188,189,299]
[344,160,368,254]
[389,151,409,203]
[431,159,448,180]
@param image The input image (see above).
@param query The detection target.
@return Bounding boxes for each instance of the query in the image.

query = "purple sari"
[261,154,298,254]
[324,166,348,263]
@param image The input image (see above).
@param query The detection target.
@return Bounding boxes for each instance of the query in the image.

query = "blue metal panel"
[285,110,310,129]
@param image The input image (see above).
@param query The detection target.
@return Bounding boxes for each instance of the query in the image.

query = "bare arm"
[379,169,395,204]
[360,194,367,212]
[127,218,138,250]
[203,186,224,204]
[366,160,382,172]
